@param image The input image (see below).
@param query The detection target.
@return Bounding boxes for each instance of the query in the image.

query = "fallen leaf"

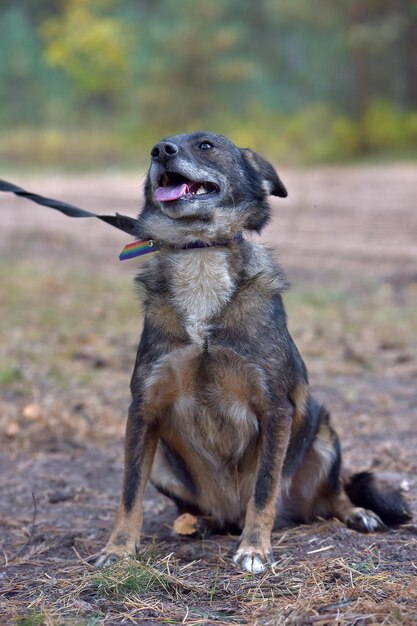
[22,404,42,419]
[173,513,199,536]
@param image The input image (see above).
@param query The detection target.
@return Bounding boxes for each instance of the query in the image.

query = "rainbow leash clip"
[119,239,160,260]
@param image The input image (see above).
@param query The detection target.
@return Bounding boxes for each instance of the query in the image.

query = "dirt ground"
[0,165,416,625]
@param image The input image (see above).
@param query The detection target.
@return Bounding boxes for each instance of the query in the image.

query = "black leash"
[0,179,139,235]
[0,178,245,262]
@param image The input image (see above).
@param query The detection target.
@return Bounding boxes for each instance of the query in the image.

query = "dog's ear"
[242,148,288,198]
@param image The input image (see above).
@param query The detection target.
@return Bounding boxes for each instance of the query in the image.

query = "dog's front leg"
[233,404,291,574]
[95,398,158,567]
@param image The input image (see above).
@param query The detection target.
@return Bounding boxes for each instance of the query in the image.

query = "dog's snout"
[151,141,179,161]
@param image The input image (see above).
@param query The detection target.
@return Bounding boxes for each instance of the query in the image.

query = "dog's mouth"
[155,172,219,203]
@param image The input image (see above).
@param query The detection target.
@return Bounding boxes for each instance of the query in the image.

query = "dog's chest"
[168,250,234,344]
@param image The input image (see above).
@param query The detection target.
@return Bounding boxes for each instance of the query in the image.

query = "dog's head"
[138,132,287,245]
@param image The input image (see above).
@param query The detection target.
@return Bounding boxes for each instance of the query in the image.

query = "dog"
[95,132,411,573]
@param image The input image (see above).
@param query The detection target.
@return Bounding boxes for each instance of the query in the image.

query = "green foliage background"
[1,0,416,168]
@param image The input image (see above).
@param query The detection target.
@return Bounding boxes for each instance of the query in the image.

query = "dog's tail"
[345,471,412,526]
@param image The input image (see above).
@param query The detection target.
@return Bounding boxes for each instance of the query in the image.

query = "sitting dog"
[96,132,411,573]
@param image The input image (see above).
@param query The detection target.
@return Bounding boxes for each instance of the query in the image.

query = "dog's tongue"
[155,183,188,202]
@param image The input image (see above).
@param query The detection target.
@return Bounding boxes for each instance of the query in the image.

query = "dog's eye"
[198,141,213,150]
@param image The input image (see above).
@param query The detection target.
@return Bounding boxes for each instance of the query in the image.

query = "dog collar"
[119,233,244,261]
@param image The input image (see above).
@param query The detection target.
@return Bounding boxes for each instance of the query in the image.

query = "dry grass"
[3,524,416,625]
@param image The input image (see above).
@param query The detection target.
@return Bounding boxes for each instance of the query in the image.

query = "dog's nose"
[150,141,179,161]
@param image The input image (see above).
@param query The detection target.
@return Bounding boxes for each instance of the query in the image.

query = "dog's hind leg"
[323,464,411,532]
[287,403,410,531]
[343,471,411,526]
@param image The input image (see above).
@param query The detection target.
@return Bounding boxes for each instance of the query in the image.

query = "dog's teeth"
[196,185,207,195]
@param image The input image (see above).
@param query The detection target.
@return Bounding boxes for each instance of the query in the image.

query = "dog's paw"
[94,552,122,569]
[233,546,272,574]
[345,508,386,533]
[94,542,139,569]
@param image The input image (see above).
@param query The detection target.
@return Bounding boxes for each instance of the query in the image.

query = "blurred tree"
[0,0,415,164]
[403,0,417,108]
[18,0,62,24]
[135,0,254,132]
[41,0,133,114]
[0,4,71,126]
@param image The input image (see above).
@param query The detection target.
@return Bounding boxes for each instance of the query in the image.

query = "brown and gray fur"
[96,132,411,573]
